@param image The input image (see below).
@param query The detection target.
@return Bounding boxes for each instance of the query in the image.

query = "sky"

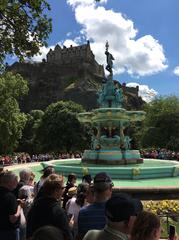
[10,0,179,102]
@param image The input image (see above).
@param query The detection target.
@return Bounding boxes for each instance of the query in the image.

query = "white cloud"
[31,46,54,62]
[126,82,158,103]
[173,66,179,76]
[67,0,107,8]
[66,32,72,37]
[66,0,168,77]
[61,39,78,47]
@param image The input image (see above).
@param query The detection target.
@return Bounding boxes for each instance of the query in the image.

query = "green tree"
[36,101,90,153]
[0,72,28,153]
[17,109,44,154]
[140,96,179,150]
[0,0,52,68]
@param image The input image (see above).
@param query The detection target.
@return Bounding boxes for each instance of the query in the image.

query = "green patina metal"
[78,41,145,165]
[12,161,179,187]
[41,159,179,180]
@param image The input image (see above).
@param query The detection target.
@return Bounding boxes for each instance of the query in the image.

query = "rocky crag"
[8,41,144,112]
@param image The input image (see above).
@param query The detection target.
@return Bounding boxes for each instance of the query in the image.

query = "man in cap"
[77,172,113,239]
[83,194,143,240]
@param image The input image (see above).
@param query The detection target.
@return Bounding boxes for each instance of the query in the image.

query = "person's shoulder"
[0,187,15,200]
[52,202,66,215]
[69,197,76,204]
[83,229,102,240]
[79,203,92,213]
[0,186,7,193]
[79,202,103,215]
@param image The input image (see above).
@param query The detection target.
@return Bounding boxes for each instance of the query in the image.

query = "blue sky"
[11,0,179,102]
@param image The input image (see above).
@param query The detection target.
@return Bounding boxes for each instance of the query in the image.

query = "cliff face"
[9,60,104,112]
[8,61,144,112]
[8,43,144,112]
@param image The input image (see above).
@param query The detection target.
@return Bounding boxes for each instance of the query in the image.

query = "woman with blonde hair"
[130,211,161,240]
[26,174,72,240]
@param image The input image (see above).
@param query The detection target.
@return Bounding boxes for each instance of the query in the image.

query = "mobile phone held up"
[169,225,176,240]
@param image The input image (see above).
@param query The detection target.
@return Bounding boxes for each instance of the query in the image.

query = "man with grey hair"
[0,171,23,240]
[13,168,32,198]
[77,172,113,239]
[83,194,143,240]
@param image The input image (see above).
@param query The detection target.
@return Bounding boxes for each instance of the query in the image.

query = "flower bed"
[143,200,179,238]
[143,200,179,216]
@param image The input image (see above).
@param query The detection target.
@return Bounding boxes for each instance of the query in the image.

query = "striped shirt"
[78,201,106,237]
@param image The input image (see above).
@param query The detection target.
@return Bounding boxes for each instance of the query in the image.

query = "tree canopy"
[36,101,91,153]
[17,109,44,154]
[0,72,28,153]
[0,0,52,68]
[140,96,179,150]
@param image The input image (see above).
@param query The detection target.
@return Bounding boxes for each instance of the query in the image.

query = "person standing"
[83,195,143,240]
[62,173,77,209]
[26,174,72,240]
[66,183,89,238]
[130,211,162,240]
[77,172,113,239]
[0,171,23,240]
[13,168,33,198]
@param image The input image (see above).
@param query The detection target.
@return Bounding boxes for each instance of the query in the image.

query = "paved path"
[4,162,41,170]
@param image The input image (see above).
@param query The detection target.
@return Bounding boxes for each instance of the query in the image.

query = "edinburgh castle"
[9,42,144,112]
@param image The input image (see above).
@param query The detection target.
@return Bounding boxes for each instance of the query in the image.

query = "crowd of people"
[140,149,179,160]
[0,149,178,167]
[0,166,178,240]
[0,152,82,166]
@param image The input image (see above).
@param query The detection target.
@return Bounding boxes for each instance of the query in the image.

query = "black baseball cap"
[93,172,113,191]
[105,195,143,222]
[94,172,113,184]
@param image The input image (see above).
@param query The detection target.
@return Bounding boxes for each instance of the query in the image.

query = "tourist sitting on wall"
[130,211,162,240]
[77,172,113,240]
[62,173,77,209]
[82,194,143,240]
[26,174,72,240]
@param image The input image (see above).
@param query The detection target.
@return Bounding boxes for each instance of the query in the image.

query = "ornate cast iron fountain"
[78,42,146,164]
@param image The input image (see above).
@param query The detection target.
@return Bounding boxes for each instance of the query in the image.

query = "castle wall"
[47,42,95,66]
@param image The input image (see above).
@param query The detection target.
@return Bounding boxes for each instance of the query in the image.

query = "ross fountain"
[78,41,146,165]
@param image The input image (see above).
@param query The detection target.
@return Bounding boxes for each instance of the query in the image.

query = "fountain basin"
[78,108,146,125]
[82,149,143,165]
[41,159,179,180]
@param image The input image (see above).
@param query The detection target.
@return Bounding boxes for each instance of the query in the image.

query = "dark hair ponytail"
[75,183,89,207]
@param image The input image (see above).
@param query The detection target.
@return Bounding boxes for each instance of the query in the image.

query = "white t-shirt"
[66,197,81,229]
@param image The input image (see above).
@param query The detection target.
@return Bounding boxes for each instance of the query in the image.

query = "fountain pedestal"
[82,149,143,165]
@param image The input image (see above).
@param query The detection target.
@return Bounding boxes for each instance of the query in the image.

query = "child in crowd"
[62,173,77,209]
[66,183,89,238]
